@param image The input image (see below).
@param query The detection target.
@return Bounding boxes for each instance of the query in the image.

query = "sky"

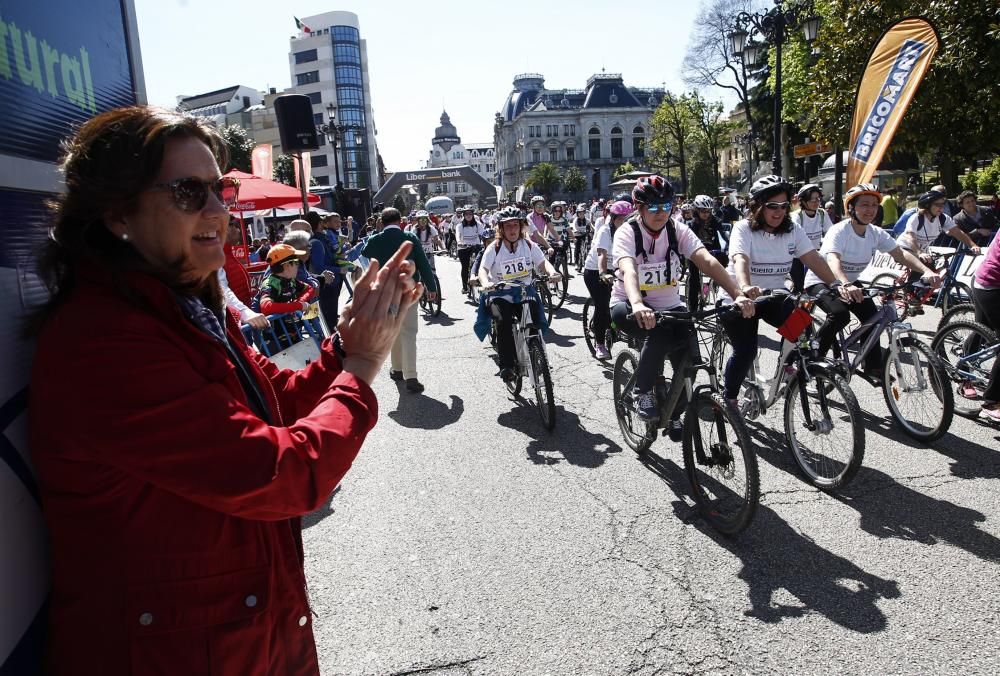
[134,0,729,172]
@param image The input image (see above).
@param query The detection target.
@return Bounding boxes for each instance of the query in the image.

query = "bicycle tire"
[683,392,759,535]
[582,298,598,358]
[871,272,909,319]
[430,274,442,317]
[931,320,998,419]
[537,283,554,325]
[882,338,954,441]
[941,281,973,313]
[783,369,864,490]
[936,302,976,332]
[528,337,556,431]
[612,349,654,453]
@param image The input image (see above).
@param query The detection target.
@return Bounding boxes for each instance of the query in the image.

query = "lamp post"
[732,130,758,188]
[317,103,343,189]
[728,1,820,176]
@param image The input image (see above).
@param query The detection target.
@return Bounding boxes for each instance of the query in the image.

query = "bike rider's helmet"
[609,200,633,216]
[749,175,793,204]
[416,210,429,220]
[796,183,823,203]
[631,174,675,205]
[613,192,632,205]
[496,205,523,223]
[576,205,586,213]
[551,200,567,213]
[693,195,715,210]
[844,183,882,210]
[917,189,945,209]
[530,195,546,207]
[461,204,475,214]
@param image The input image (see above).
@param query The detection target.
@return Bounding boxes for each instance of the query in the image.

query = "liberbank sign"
[404,168,464,182]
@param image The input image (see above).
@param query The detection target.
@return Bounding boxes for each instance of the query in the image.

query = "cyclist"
[897,189,982,262]
[527,195,554,254]
[456,205,487,294]
[719,175,848,409]
[478,206,562,382]
[610,175,752,436]
[583,200,632,360]
[571,205,590,271]
[686,194,728,307]
[789,183,831,291]
[804,183,941,377]
[972,233,1000,422]
[679,203,694,224]
[411,210,444,270]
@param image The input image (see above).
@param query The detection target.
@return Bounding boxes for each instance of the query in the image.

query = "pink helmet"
[609,200,633,216]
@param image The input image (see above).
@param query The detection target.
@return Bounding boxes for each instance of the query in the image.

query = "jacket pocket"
[128,566,271,676]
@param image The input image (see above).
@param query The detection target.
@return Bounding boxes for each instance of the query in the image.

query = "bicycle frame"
[740,332,828,432]
[952,341,1000,383]
[513,299,543,384]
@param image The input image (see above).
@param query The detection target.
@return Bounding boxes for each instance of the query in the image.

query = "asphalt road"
[304,254,1000,675]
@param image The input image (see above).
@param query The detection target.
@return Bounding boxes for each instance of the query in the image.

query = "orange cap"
[266,243,307,266]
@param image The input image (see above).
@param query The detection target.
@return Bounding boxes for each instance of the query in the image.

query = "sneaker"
[668,419,683,442]
[980,406,1000,423]
[595,344,611,361]
[405,378,424,394]
[633,390,659,421]
[389,370,403,381]
[960,381,980,399]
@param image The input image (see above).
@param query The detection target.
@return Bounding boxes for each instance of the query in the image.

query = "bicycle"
[545,237,572,309]
[871,246,975,318]
[582,272,635,359]
[613,305,759,535]
[936,302,977,331]
[710,291,865,490]
[931,320,999,419]
[484,278,557,431]
[417,250,446,318]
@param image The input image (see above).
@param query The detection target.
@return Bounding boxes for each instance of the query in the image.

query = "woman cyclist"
[610,176,752,437]
[583,200,632,360]
[456,205,486,294]
[572,205,590,271]
[804,183,940,378]
[479,206,562,382]
[719,175,849,410]
[411,210,443,270]
[686,194,728,308]
[971,234,1000,422]
[789,183,831,291]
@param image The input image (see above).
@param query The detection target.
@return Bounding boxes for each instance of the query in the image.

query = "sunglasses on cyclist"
[644,202,673,213]
[764,201,790,211]
[150,176,241,213]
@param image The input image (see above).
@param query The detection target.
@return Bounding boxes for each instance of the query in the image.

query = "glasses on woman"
[764,201,790,211]
[644,202,673,213]
[150,176,240,213]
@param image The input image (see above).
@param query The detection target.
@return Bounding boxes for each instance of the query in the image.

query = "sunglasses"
[764,201,790,210]
[151,176,240,213]
[644,203,673,213]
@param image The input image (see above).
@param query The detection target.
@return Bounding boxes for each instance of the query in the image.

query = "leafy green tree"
[977,158,1000,196]
[562,166,587,195]
[274,154,296,186]
[525,162,561,199]
[687,149,719,197]
[688,93,736,192]
[614,161,637,178]
[650,92,697,194]
[219,124,254,173]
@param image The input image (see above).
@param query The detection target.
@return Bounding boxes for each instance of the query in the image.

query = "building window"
[307,92,323,104]
[334,65,363,86]
[534,125,542,137]
[315,175,330,185]
[589,126,600,135]
[294,49,317,64]
[336,86,364,106]
[333,43,361,64]
[589,138,601,159]
[633,137,645,158]
[611,126,623,135]
[528,127,536,138]
[633,125,644,134]
[566,146,575,161]
[296,71,320,86]
[332,25,360,42]
[311,155,328,167]
[592,169,601,191]
[313,113,324,126]
[532,149,541,163]
[434,150,440,157]
[611,137,623,159]
[549,148,558,162]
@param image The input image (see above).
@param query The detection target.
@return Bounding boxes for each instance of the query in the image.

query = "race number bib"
[501,257,531,281]
[639,261,674,291]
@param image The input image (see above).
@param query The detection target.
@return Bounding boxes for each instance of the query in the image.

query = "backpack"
[630,217,679,297]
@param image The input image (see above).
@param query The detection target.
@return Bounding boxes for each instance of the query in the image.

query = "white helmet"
[693,195,715,210]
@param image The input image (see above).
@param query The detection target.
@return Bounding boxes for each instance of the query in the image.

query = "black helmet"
[749,175,793,203]
[631,175,675,205]
[613,192,632,204]
[917,190,945,209]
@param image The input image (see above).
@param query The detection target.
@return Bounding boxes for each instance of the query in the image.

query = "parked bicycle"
[613,305,759,535]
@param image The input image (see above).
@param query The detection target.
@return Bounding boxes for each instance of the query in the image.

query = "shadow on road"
[388,393,464,430]
[496,402,622,468]
[422,310,464,327]
[639,451,899,632]
[303,485,341,530]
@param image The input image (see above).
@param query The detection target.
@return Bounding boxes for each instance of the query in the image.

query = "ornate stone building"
[425,111,496,206]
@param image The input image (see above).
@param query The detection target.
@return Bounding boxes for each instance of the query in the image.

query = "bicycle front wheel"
[683,392,759,536]
[941,281,973,313]
[582,298,597,358]
[612,349,653,453]
[784,370,864,490]
[537,283,554,325]
[883,338,954,441]
[931,320,998,418]
[936,302,976,332]
[430,274,442,316]
[872,272,908,318]
[528,337,556,430]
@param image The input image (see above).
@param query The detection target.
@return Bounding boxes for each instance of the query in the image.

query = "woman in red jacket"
[28,106,421,675]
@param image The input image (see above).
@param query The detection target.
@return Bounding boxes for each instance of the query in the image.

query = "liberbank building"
[0,1,145,671]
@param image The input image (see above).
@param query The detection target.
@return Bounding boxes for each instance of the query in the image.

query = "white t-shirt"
[457,219,486,246]
[550,218,570,237]
[480,238,547,285]
[791,208,830,249]
[722,219,814,301]
[584,224,615,271]
[412,225,439,251]
[804,219,898,287]
[903,211,955,252]
[572,215,589,234]
[611,219,705,310]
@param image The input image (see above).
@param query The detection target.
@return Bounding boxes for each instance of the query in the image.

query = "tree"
[687,149,718,197]
[392,194,407,213]
[783,0,1000,190]
[274,155,296,186]
[688,93,737,193]
[562,167,587,195]
[650,92,697,194]
[219,124,254,173]
[614,161,637,178]
[525,162,561,198]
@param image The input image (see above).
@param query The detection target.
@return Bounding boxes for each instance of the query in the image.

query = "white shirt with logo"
[457,219,486,246]
[611,219,705,310]
[904,211,955,253]
[410,225,439,251]
[721,219,814,302]
[791,208,830,249]
[584,224,614,271]
[480,238,547,285]
[804,219,898,287]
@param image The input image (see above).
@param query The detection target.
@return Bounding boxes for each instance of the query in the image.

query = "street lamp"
[316,103,344,189]
[728,0,820,176]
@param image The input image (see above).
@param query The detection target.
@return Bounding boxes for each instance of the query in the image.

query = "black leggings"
[491,298,542,370]
[458,246,480,289]
[573,234,587,267]
[610,301,695,394]
[583,269,612,343]
[790,258,806,293]
[972,286,1000,404]
[720,294,797,399]
[807,284,882,372]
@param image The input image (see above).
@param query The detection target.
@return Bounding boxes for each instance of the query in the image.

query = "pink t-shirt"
[611,219,705,310]
[527,211,547,236]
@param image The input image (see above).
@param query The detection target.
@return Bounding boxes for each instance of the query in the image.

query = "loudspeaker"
[274,94,319,153]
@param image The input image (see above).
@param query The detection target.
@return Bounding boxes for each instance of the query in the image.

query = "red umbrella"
[223,169,320,212]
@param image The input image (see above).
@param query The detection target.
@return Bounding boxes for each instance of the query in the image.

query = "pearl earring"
[121,233,129,241]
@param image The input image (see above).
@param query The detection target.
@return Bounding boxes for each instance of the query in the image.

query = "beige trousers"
[390,302,419,379]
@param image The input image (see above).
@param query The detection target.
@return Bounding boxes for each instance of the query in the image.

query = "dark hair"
[381,207,401,225]
[748,191,793,233]
[28,106,228,334]
[304,211,321,228]
[957,190,977,204]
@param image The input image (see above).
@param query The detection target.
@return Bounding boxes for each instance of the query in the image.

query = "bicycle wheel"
[612,349,654,453]
[941,281,973,313]
[430,274,442,316]
[537,283,554,325]
[936,302,976,332]
[418,289,429,314]
[528,336,556,430]
[882,338,954,441]
[683,391,759,535]
[931,320,998,418]
[582,298,598,358]
[783,369,865,490]
[549,257,569,310]
[871,272,908,318]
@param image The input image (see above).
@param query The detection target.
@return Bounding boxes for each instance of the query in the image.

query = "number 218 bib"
[501,257,531,281]
[639,261,674,291]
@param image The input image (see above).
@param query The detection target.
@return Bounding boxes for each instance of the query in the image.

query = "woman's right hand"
[632,302,656,330]
[338,242,421,385]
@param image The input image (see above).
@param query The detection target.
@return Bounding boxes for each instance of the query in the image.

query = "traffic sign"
[794,142,831,158]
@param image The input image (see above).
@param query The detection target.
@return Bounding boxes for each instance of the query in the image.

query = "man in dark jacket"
[953,190,997,246]
[362,207,438,392]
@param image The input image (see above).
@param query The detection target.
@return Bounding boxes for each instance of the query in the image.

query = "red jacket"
[29,268,378,675]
